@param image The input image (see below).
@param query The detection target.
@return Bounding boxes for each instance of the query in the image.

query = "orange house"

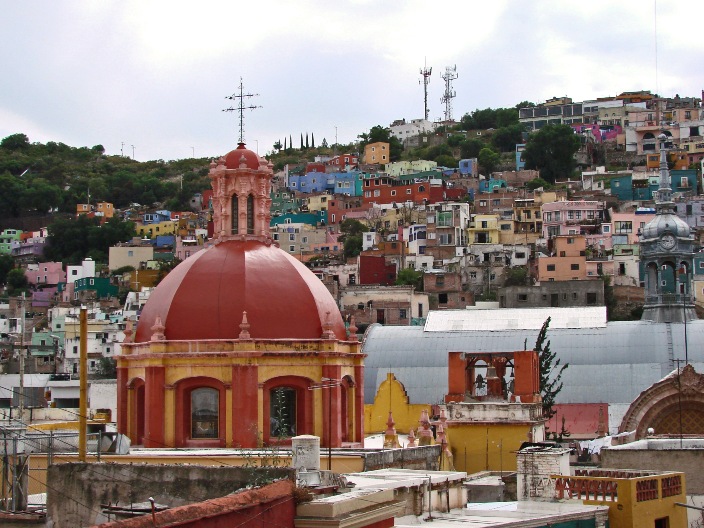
[539,234,587,282]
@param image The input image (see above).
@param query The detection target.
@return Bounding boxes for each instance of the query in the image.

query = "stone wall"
[47,462,294,528]
[516,447,570,501]
[362,445,441,472]
[602,444,704,494]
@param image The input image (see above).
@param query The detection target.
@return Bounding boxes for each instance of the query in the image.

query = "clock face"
[660,234,676,250]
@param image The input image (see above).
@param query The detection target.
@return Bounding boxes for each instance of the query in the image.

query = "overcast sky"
[1,1,702,162]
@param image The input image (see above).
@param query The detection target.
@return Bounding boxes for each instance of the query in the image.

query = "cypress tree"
[534,317,568,422]
[311,133,315,148]
[300,133,304,150]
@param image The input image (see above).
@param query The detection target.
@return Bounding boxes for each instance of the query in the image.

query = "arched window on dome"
[191,387,219,439]
[247,194,255,234]
[231,194,239,235]
[270,387,296,438]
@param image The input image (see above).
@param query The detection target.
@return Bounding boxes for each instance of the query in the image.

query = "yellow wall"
[448,423,533,474]
[579,475,688,528]
[364,373,430,435]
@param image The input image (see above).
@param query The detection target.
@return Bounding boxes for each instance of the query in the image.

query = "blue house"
[331,172,361,196]
[270,212,325,227]
[459,158,478,176]
[288,170,327,193]
[142,211,171,224]
[479,178,507,193]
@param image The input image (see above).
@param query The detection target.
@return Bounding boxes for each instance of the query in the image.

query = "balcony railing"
[644,293,693,305]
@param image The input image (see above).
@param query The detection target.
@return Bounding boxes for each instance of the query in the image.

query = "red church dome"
[224,143,260,170]
[134,240,347,342]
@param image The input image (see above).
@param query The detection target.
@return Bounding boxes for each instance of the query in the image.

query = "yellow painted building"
[468,214,501,244]
[136,219,178,237]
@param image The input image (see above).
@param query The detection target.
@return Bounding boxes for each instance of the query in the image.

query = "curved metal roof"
[362,319,704,406]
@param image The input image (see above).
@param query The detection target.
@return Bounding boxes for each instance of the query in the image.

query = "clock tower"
[639,134,697,322]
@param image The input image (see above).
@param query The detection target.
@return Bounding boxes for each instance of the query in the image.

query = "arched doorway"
[619,365,704,439]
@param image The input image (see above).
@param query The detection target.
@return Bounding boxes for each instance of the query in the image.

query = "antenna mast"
[419,61,432,121]
[223,78,262,144]
[441,65,458,122]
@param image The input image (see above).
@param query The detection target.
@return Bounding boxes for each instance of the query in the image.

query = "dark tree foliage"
[478,147,500,174]
[339,219,368,260]
[395,267,423,290]
[522,124,580,183]
[534,317,568,421]
[6,268,29,294]
[492,124,526,152]
[0,133,30,150]
[0,255,14,286]
[459,138,484,159]
[503,266,528,286]
[45,215,136,264]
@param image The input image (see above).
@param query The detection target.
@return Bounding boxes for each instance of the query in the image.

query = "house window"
[399,309,407,319]
[547,264,556,271]
[406,189,412,194]
[231,194,239,234]
[518,294,528,302]
[191,388,219,439]
[128,250,134,257]
[247,195,255,234]
[571,264,580,270]
[470,271,477,279]
[567,238,575,244]
[270,387,296,437]
[391,190,396,196]
[289,245,295,252]
[438,293,448,304]
[273,233,279,241]
[289,234,295,241]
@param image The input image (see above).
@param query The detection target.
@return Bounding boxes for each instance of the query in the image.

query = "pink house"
[25,262,66,286]
[541,200,607,240]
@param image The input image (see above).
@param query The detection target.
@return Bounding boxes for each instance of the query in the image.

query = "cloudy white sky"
[1,1,702,162]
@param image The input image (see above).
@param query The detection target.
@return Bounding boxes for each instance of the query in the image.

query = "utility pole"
[79,307,88,462]
[18,293,25,421]
[223,77,262,145]
[419,60,432,121]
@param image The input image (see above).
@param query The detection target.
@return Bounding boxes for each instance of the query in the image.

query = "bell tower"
[639,134,697,322]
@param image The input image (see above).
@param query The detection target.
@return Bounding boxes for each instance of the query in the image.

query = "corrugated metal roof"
[362,319,704,407]
[424,307,607,332]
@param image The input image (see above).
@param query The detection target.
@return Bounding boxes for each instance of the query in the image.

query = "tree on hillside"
[0,133,30,150]
[478,147,500,174]
[357,125,403,161]
[492,124,525,152]
[534,317,568,421]
[339,219,368,260]
[522,124,580,183]
[459,138,484,159]
[0,171,24,217]
[395,267,423,290]
[6,268,29,294]
[273,140,282,151]
[0,255,14,286]
[311,133,315,148]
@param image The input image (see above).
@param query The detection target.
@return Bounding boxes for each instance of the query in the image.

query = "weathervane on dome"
[223,77,262,144]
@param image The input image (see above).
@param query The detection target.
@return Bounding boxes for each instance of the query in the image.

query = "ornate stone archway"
[619,364,704,438]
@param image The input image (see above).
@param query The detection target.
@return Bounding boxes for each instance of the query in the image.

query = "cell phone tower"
[441,65,458,122]
[419,60,432,121]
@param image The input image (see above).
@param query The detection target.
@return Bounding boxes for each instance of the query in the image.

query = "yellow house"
[305,194,332,214]
[385,160,437,177]
[136,219,177,237]
[467,214,501,244]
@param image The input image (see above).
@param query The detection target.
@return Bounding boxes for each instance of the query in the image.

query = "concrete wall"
[47,462,294,527]
[362,445,441,472]
[602,443,704,494]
